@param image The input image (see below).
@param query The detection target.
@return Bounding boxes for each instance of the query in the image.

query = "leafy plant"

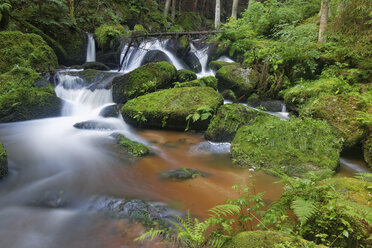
[133,111,147,123]
[185,106,213,131]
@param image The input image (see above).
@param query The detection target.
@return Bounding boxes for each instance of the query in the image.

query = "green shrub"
[95,24,127,49]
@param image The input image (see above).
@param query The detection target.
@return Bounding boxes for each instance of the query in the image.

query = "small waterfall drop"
[217,56,235,63]
[190,42,214,78]
[86,33,96,62]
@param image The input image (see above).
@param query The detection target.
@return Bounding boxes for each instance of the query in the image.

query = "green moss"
[215,65,255,100]
[175,12,202,31]
[329,177,372,206]
[222,231,325,248]
[0,31,58,73]
[112,61,177,103]
[231,116,342,177]
[205,104,263,142]
[122,87,224,131]
[221,89,237,102]
[82,62,110,71]
[301,94,369,148]
[209,61,238,71]
[116,135,150,157]
[94,24,127,49]
[0,67,61,123]
[364,134,372,168]
[176,69,197,83]
[175,76,218,90]
[133,24,147,33]
[0,142,8,179]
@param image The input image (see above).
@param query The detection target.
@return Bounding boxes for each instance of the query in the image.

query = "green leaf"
[343,230,349,238]
[192,112,200,122]
[291,197,316,225]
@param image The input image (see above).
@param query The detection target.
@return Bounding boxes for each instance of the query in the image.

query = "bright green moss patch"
[205,104,263,142]
[209,60,238,71]
[176,69,197,83]
[301,94,369,148]
[364,134,372,168]
[174,76,218,90]
[0,67,61,123]
[94,24,127,49]
[112,62,177,103]
[0,31,58,73]
[222,231,325,248]
[0,142,8,179]
[115,135,150,157]
[175,12,202,31]
[329,177,372,206]
[122,87,223,131]
[231,116,342,176]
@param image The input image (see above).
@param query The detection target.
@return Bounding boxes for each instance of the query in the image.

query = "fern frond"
[337,200,372,227]
[291,197,317,225]
[134,228,169,242]
[208,232,231,248]
[208,204,241,217]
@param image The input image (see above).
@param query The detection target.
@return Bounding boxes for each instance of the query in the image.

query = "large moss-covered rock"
[0,143,8,179]
[364,134,372,168]
[231,116,342,176]
[222,231,325,248]
[141,50,171,66]
[175,12,202,31]
[301,94,369,148]
[329,177,372,206]
[0,67,61,123]
[176,69,197,83]
[122,87,224,130]
[175,76,217,90]
[209,60,238,71]
[215,65,255,101]
[111,62,177,103]
[205,104,263,142]
[0,31,58,73]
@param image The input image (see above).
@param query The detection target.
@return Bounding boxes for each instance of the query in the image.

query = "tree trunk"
[69,0,75,20]
[179,0,182,13]
[231,0,239,19]
[163,0,171,16]
[171,0,176,19]
[192,0,198,12]
[318,0,329,43]
[215,0,220,28]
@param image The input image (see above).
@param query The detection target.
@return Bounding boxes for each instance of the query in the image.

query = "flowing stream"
[0,38,369,248]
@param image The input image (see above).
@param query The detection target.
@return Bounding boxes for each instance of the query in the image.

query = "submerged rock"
[247,99,285,112]
[141,50,171,65]
[0,143,8,179]
[112,133,151,157]
[184,52,202,73]
[176,69,197,83]
[111,61,177,103]
[222,231,326,248]
[175,76,217,90]
[31,190,68,208]
[231,116,342,177]
[215,65,255,101]
[98,104,121,118]
[73,120,117,130]
[205,104,263,142]
[82,62,110,71]
[159,168,209,181]
[121,87,224,131]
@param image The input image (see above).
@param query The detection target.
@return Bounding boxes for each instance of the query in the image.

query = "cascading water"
[86,33,96,62]
[190,42,214,78]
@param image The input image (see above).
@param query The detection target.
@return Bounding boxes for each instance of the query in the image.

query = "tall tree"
[231,0,239,19]
[171,0,176,19]
[318,0,329,42]
[192,0,198,12]
[163,0,171,16]
[215,0,220,28]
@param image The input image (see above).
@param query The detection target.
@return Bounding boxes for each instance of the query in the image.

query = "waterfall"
[217,56,235,63]
[86,33,96,62]
[190,42,214,78]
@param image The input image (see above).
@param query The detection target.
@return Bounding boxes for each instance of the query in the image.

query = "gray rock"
[98,104,121,118]
[141,50,171,65]
[184,52,202,73]
[73,120,117,130]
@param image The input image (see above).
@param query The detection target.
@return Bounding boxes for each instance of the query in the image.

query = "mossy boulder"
[82,62,110,71]
[329,177,372,206]
[0,31,58,73]
[205,104,263,142]
[111,62,177,103]
[175,76,218,90]
[122,87,224,131]
[158,168,208,181]
[0,67,61,123]
[176,69,197,83]
[0,143,8,179]
[231,116,342,176]
[222,231,325,248]
[175,12,202,31]
[221,90,237,102]
[301,94,369,148]
[209,60,238,71]
[364,134,372,168]
[114,134,150,157]
[215,65,255,101]
[70,69,119,87]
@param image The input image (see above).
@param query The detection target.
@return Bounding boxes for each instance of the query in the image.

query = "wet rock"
[165,36,190,58]
[112,133,151,157]
[122,87,224,131]
[34,76,50,88]
[31,190,68,208]
[73,120,117,130]
[111,62,177,104]
[82,62,110,71]
[248,99,285,112]
[190,141,231,154]
[98,104,121,118]
[88,196,181,228]
[215,65,255,101]
[0,143,8,179]
[141,50,171,66]
[176,69,197,83]
[158,168,209,181]
[184,51,202,73]
[68,69,120,89]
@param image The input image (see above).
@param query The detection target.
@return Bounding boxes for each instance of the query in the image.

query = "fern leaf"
[208,204,240,217]
[291,198,317,225]
[134,228,168,242]
[337,200,372,227]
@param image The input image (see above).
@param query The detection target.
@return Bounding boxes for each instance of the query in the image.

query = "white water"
[86,33,96,62]
[217,56,235,63]
[190,42,214,78]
